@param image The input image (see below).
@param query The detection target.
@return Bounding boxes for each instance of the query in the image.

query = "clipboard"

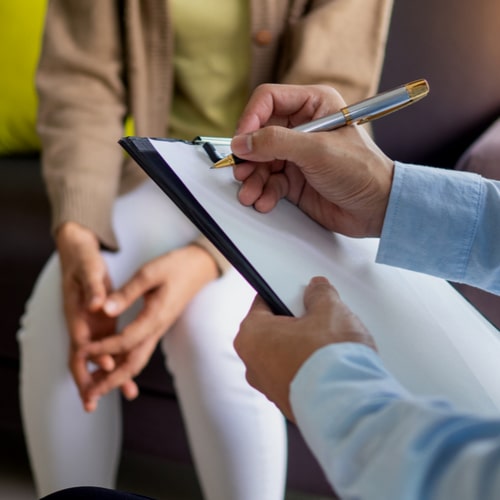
[120,136,500,415]
[119,136,291,316]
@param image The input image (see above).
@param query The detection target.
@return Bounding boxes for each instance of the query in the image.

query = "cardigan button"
[254,29,273,46]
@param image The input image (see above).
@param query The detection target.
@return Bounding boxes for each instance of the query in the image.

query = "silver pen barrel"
[293,79,429,133]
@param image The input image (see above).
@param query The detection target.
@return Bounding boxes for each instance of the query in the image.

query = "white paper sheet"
[149,138,500,415]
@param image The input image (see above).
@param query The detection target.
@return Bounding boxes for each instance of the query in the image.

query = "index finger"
[103,264,161,318]
[235,84,345,135]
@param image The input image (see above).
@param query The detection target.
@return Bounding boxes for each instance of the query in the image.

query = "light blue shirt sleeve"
[291,343,500,499]
[289,163,500,498]
[377,162,500,294]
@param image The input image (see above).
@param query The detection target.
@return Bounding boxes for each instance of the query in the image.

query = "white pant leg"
[18,180,197,496]
[18,255,122,497]
[162,268,287,500]
[19,179,287,499]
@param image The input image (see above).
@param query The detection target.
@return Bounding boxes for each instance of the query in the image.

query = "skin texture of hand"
[234,277,377,421]
[79,243,219,408]
[56,221,127,413]
[231,84,395,238]
[57,222,218,412]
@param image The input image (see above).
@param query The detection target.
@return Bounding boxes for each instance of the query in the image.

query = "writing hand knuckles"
[268,173,289,200]
[252,165,270,186]
[259,126,285,149]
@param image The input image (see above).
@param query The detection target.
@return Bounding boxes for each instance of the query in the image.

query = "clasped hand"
[57,222,217,412]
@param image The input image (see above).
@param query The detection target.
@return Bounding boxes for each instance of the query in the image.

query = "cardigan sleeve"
[37,0,233,275]
[37,0,128,250]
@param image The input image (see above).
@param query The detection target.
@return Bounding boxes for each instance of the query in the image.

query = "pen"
[212,79,429,168]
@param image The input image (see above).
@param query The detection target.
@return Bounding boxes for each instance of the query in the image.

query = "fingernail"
[85,396,99,413]
[232,134,253,155]
[310,276,329,285]
[88,295,101,309]
[104,299,119,315]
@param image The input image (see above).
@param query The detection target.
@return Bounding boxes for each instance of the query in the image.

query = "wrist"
[367,157,394,237]
[56,221,99,252]
[184,244,219,283]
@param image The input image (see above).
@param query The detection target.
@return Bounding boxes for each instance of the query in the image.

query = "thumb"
[103,271,151,317]
[232,126,321,166]
[303,276,340,315]
[303,276,378,351]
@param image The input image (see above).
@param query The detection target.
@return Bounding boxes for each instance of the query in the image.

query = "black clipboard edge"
[119,136,293,317]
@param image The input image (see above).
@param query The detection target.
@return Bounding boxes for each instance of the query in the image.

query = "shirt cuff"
[376,162,484,283]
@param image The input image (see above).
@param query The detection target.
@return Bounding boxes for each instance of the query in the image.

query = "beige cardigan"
[36,0,393,267]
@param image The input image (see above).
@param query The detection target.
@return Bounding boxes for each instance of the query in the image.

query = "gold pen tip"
[213,155,235,169]
[406,79,430,101]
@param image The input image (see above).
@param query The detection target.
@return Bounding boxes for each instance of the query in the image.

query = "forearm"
[377,162,500,294]
[38,0,127,249]
[291,343,500,500]
[193,235,231,276]
[178,243,220,289]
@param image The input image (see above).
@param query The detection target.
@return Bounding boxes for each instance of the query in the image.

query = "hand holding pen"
[223,82,429,237]
[213,80,429,168]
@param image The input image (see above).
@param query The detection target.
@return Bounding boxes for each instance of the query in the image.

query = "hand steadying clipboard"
[119,135,500,415]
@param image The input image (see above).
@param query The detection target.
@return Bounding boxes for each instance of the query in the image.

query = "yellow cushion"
[0,1,47,154]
